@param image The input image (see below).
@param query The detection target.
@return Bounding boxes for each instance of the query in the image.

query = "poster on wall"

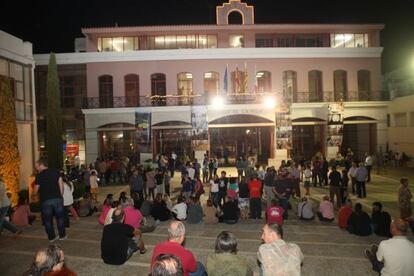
[327,102,344,158]
[191,107,209,153]
[276,103,293,155]
[135,112,151,153]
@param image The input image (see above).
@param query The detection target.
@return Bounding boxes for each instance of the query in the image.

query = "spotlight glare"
[211,95,225,109]
[264,96,276,108]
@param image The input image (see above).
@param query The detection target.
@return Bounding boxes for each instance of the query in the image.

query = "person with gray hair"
[365,218,414,275]
[151,254,183,276]
[151,221,206,276]
[101,208,146,265]
[123,197,143,230]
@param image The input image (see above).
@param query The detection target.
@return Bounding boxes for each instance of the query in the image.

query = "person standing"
[398,178,412,219]
[130,169,144,201]
[328,166,342,208]
[365,153,373,183]
[62,175,79,227]
[33,158,66,242]
[248,174,263,219]
[263,167,276,207]
[236,157,244,182]
[355,162,368,198]
[257,223,304,276]
[321,157,329,186]
[348,162,358,195]
[218,171,228,208]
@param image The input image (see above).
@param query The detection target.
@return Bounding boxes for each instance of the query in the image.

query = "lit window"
[165,36,177,49]
[123,37,134,51]
[112,37,124,52]
[331,33,369,48]
[155,36,165,49]
[229,34,244,48]
[102,38,112,51]
[177,35,187,48]
[207,35,217,48]
[198,35,207,48]
[97,38,102,52]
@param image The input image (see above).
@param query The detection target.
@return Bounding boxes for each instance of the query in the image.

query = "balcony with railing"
[81,91,389,109]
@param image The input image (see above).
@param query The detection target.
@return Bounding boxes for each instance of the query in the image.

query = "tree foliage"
[0,77,20,205]
[45,53,63,170]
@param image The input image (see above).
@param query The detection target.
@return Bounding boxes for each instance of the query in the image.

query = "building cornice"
[34,47,383,66]
[81,23,384,35]
[292,101,390,109]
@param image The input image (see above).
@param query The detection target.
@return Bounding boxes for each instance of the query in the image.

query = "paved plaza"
[0,166,413,276]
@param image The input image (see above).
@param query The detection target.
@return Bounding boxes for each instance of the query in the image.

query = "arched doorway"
[228,10,243,24]
[342,116,377,161]
[209,114,275,165]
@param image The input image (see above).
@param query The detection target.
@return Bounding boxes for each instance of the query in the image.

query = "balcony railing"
[81,91,389,109]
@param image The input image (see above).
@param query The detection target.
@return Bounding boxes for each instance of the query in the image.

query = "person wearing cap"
[365,219,414,275]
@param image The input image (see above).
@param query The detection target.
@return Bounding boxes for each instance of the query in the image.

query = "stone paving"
[0,166,412,276]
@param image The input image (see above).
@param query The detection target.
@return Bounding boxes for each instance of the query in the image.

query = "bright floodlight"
[211,95,225,109]
[264,96,276,108]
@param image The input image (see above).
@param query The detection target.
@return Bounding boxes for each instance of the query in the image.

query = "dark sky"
[2,0,414,73]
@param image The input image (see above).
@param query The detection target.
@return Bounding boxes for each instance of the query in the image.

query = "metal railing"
[80,91,389,109]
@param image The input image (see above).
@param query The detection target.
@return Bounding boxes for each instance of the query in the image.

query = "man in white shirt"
[171,196,187,221]
[365,219,414,276]
[364,153,374,182]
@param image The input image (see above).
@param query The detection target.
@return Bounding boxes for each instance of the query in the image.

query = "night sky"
[2,0,414,73]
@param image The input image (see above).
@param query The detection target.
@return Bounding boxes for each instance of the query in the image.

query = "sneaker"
[58,235,68,241]
[49,236,59,243]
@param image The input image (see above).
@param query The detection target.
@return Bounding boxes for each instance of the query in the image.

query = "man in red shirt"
[338,199,353,229]
[151,221,205,276]
[248,174,263,219]
[266,199,284,226]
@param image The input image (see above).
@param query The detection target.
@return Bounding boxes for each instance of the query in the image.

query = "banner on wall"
[191,107,209,152]
[275,103,293,155]
[327,102,345,156]
[135,112,151,153]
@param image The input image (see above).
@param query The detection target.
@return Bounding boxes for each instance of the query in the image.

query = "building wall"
[388,94,414,156]
[86,57,382,98]
[0,30,37,190]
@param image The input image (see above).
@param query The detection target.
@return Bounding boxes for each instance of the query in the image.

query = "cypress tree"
[0,77,20,205]
[46,53,63,170]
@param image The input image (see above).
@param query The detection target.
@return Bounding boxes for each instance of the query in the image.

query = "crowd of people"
[2,148,414,275]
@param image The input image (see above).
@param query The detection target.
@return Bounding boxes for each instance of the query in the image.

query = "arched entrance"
[209,114,275,165]
[342,116,377,161]
[292,117,326,160]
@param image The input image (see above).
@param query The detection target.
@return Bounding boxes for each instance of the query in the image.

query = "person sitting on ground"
[187,196,203,224]
[104,200,121,226]
[164,194,173,211]
[206,231,253,276]
[365,218,414,275]
[347,203,372,236]
[151,254,184,276]
[101,208,146,265]
[171,196,187,221]
[76,193,96,217]
[151,221,206,276]
[338,199,353,229]
[258,223,304,276]
[99,194,113,225]
[12,195,36,227]
[297,197,314,221]
[317,195,335,222]
[371,201,392,237]
[123,198,143,230]
[140,198,153,217]
[266,199,284,226]
[151,193,171,222]
[118,192,128,205]
[23,244,77,276]
[204,199,218,224]
[219,196,240,224]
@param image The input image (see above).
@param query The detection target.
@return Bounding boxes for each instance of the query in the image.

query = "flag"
[223,64,228,94]
[235,66,240,94]
[244,62,248,94]
[254,64,258,94]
